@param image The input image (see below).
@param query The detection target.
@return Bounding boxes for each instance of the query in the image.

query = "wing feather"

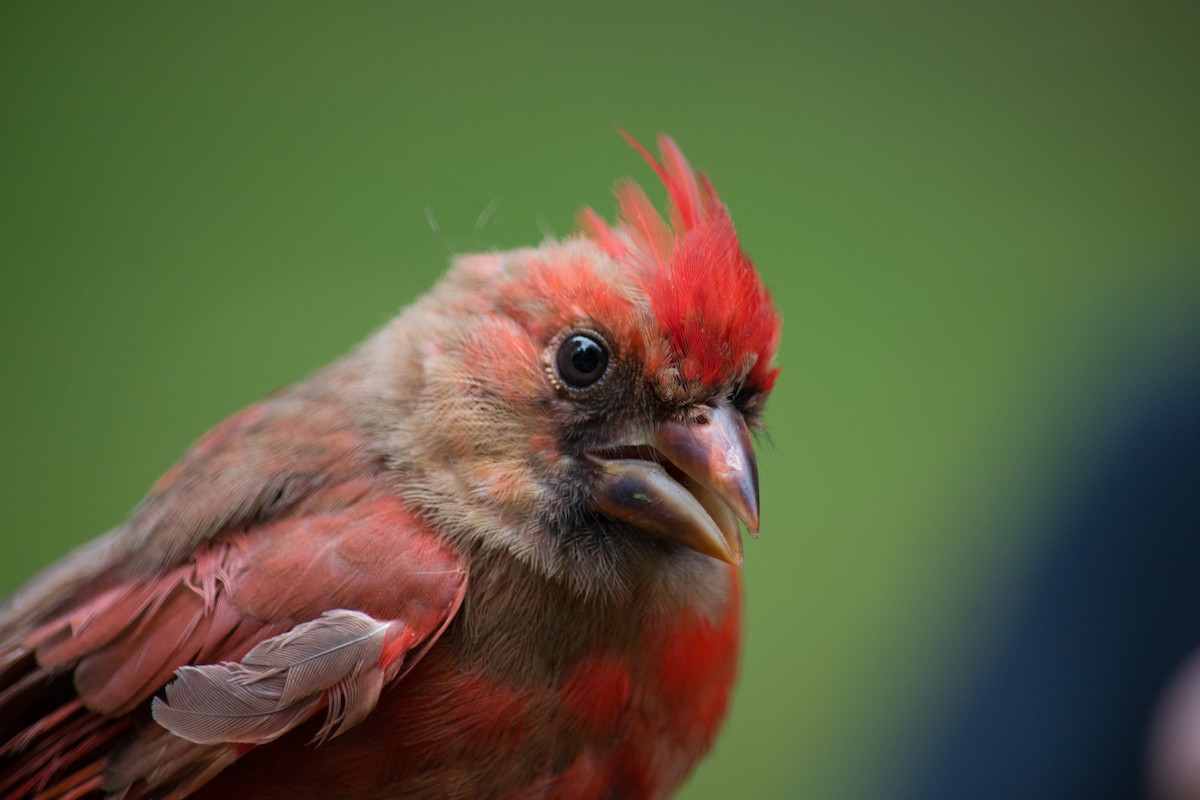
[1,372,468,799]
[151,611,397,746]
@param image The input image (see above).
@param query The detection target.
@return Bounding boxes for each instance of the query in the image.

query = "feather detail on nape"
[578,131,781,393]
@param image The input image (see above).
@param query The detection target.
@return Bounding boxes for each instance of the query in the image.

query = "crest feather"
[578,132,781,393]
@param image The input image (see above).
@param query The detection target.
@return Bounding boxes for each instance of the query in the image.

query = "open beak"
[588,403,760,566]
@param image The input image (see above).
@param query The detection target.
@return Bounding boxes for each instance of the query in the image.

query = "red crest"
[579,133,781,393]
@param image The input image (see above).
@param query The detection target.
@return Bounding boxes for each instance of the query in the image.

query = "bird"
[0,132,782,800]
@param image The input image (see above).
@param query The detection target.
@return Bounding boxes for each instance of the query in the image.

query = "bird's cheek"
[529,431,558,459]
[470,462,539,507]
[461,320,546,400]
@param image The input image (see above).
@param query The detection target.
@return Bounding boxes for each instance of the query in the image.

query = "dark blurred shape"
[1151,649,1200,800]
[899,302,1200,800]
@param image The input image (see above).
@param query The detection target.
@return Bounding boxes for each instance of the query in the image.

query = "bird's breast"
[197,563,742,800]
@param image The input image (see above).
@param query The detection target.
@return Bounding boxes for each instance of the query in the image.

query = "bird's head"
[366,134,781,599]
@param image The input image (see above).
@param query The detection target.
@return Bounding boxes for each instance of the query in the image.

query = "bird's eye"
[555,331,610,390]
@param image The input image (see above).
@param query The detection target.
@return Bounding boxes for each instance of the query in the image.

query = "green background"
[2,2,1197,798]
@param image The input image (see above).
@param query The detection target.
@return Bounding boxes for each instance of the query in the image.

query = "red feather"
[579,133,781,393]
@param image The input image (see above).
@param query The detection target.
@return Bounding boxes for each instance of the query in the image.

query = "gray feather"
[152,609,394,745]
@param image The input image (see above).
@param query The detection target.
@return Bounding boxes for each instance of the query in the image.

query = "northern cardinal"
[0,133,781,800]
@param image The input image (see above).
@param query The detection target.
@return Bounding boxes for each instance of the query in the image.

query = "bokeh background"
[2,3,1198,798]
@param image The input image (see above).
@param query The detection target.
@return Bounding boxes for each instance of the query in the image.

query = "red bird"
[0,134,781,799]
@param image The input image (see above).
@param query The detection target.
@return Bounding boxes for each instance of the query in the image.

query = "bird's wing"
[0,381,467,799]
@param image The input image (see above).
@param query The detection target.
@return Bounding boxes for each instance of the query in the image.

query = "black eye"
[555,332,610,390]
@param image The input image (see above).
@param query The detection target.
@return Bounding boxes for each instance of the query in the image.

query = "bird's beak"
[588,403,760,566]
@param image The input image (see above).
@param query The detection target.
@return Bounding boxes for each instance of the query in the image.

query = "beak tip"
[715,539,744,568]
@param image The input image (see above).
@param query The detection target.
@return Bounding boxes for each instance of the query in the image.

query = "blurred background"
[2,2,1198,798]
